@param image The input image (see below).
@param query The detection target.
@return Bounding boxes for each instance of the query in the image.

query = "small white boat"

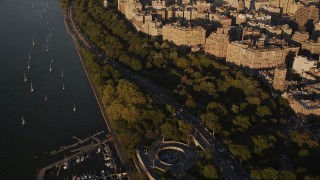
[24,73,27,82]
[28,52,31,60]
[22,116,26,127]
[46,45,48,52]
[27,61,30,70]
[30,82,34,93]
[62,83,65,90]
[49,65,52,72]
[51,59,53,63]
[32,39,35,47]
[73,103,76,112]
[31,3,34,8]
[45,94,48,102]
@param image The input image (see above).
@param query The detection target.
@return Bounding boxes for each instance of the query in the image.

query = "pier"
[36,132,112,180]
[50,131,104,155]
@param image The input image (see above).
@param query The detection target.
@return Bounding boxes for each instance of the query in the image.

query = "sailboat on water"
[45,94,48,102]
[49,65,52,72]
[32,39,35,47]
[22,116,26,127]
[30,82,34,93]
[24,73,27,82]
[46,45,49,52]
[73,104,76,112]
[27,61,30,70]
[29,52,31,60]
[62,83,65,90]
[31,3,34,8]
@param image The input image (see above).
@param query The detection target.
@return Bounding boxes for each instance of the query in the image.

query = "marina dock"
[36,131,112,180]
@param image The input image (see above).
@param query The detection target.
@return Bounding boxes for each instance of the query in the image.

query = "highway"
[66,4,251,179]
[63,7,133,180]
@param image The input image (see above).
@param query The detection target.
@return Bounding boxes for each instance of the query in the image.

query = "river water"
[0,0,106,179]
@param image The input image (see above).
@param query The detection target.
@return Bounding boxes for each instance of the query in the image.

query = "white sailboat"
[22,116,26,127]
[30,82,34,93]
[46,45,48,52]
[62,83,65,90]
[61,68,64,78]
[29,52,31,60]
[32,39,35,47]
[51,59,54,63]
[49,64,52,72]
[73,104,76,112]
[27,61,30,70]
[45,94,48,102]
[24,73,27,82]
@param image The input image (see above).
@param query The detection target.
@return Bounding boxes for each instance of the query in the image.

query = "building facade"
[162,24,206,46]
[226,41,299,69]
[273,64,287,91]
[293,5,319,31]
[205,28,230,58]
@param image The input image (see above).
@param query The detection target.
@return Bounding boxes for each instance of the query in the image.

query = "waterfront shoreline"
[60,5,133,179]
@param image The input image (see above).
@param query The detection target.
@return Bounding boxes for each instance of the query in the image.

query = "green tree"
[298,149,309,157]
[233,115,251,131]
[178,120,193,142]
[290,131,319,149]
[279,170,296,180]
[185,95,197,109]
[206,102,227,117]
[201,113,222,133]
[251,168,279,180]
[228,144,252,161]
[251,135,276,155]
[256,105,272,117]
[202,165,218,179]
[161,121,180,141]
